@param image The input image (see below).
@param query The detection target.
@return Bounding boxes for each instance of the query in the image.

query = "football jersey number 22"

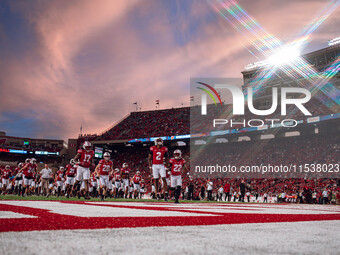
[174,164,181,172]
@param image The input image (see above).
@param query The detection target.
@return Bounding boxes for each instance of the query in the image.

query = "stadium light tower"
[267,44,301,67]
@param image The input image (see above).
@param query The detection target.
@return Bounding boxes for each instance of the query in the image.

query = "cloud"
[0,0,338,140]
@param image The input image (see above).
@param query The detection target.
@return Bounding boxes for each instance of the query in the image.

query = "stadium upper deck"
[80,45,339,142]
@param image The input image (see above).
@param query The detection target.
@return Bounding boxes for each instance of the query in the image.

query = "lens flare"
[211,0,340,109]
[267,45,301,67]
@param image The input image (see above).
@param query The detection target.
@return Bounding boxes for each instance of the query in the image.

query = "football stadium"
[0,0,339,254]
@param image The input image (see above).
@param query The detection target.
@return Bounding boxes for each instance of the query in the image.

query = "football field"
[1,199,339,255]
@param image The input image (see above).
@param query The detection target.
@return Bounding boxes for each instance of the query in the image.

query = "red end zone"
[1,200,340,232]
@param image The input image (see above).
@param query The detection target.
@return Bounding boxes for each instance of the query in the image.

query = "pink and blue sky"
[0,0,338,140]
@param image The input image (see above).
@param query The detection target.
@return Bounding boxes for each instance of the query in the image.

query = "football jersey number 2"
[156,152,162,160]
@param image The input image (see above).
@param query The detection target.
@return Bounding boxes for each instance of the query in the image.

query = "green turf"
[0,194,238,203]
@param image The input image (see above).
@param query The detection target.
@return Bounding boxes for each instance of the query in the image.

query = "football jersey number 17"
[84,154,91,162]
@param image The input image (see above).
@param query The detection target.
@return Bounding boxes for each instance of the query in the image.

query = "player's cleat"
[174,199,179,204]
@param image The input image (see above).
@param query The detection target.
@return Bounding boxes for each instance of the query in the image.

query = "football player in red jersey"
[65,159,77,198]
[148,137,169,200]
[113,168,121,198]
[108,174,114,197]
[151,177,156,199]
[140,179,145,199]
[1,165,12,194]
[95,152,113,201]
[120,163,130,198]
[169,149,188,203]
[55,167,65,197]
[165,170,170,189]
[14,163,24,195]
[90,171,98,197]
[132,171,142,199]
[72,141,94,199]
[20,158,37,196]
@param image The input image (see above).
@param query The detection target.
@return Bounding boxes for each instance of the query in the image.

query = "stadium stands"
[1,104,339,203]
[93,98,337,140]
[96,107,190,140]
[85,133,339,202]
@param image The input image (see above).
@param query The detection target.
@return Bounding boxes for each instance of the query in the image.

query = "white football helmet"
[70,159,75,165]
[174,149,182,159]
[25,158,30,164]
[60,166,65,171]
[5,165,10,169]
[115,168,120,172]
[104,152,110,160]
[154,137,163,146]
[30,158,37,164]
[136,171,140,175]
[18,163,23,168]
[83,141,92,151]
[122,163,128,168]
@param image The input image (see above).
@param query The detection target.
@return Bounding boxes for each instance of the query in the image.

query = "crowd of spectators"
[2,133,339,204]
[2,104,338,203]
[79,133,339,203]
[0,153,62,165]
[90,98,337,141]
[192,135,339,178]
[96,107,189,140]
